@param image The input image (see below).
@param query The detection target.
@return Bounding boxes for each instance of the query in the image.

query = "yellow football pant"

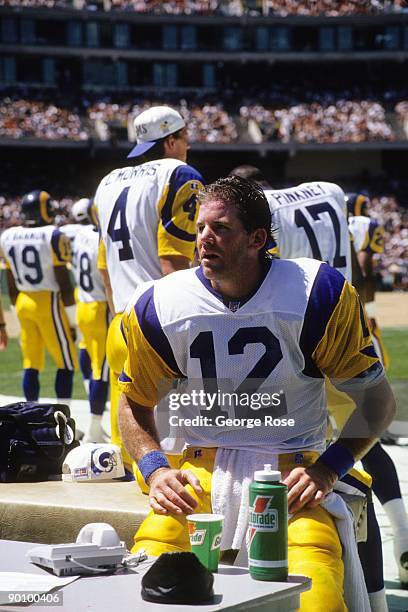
[133,448,347,611]
[106,313,132,467]
[76,300,109,381]
[16,290,78,371]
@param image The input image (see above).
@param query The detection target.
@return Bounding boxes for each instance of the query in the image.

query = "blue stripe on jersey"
[134,285,182,376]
[160,165,203,242]
[340,472,370,495]
[350,360,383,379]
[365,219,379,254]
[51,228,65,262]
[361,345,378,359]
[299,263,346,377]
[368,219,379,241]
[119,371,132,383]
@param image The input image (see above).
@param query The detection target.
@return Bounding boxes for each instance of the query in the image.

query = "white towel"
[211,448,370,612]
[211,448,279,550]
[321,492,371,612]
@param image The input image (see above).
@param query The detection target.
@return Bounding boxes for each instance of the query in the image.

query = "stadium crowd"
[0,0,406,14]
[1,95,406,144]
[0,98,87,141]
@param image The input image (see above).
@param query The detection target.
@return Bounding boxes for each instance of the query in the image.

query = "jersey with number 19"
[95,158,204,313]
[1,225,71,292]
[0,225,77,371]
[265,182,351,282]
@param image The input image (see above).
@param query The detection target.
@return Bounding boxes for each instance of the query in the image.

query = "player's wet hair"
[199,175,273,259]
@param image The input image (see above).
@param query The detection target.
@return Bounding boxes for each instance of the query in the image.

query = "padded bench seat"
[0,481,149,549]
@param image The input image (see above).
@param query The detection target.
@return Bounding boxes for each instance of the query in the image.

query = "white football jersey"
[0,225,71,292]
[120,259,381,453]
[73,225,106,303]
[265,182,351,282]
[349,216,385,255]
[95,158,204,313]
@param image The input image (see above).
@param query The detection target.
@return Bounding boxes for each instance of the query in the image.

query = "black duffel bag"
[0,401,79,482]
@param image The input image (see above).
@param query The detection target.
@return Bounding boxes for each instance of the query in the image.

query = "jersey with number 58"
[95,158,204,313]
[264,182,351,282]
[73,225,106,303]
[0,225,71,292]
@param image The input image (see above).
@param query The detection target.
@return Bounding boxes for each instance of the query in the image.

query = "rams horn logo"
[91,447,117,475]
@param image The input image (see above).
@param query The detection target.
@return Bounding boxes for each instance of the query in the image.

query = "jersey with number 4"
[348,216,385,255]
[119,259,382,453]
[0,225,71,292]
[73,225,106,303]
[95,158,204,313]
[265,182,351,282]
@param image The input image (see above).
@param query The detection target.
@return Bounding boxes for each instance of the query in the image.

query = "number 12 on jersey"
[190,327,287,419]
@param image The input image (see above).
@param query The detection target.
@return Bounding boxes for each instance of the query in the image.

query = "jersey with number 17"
[95,158,204,313]
[264,182,351,282]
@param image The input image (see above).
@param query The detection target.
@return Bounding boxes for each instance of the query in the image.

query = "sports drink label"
[189,526,206,546]
[248,483,288,580]
[249,495,278,532]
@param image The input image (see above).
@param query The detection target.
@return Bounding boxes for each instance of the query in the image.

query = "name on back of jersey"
[103,163,160,186]
[269,183,328,206]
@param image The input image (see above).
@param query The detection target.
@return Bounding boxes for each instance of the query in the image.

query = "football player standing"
[94,106,204,472]
[0,190,77,403]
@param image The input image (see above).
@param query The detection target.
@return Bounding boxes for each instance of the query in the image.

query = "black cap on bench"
[141,552,214,604]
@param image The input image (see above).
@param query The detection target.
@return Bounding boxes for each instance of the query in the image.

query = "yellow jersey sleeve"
[157,164,204,261]
[361,220,384,255]
[118,285,182,407]
[97,237,108,271]
[51,229,72,266]
[299,263,381,385]
[314,281,379,380]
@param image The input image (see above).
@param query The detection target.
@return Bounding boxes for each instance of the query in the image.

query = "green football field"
[0,327,407,420]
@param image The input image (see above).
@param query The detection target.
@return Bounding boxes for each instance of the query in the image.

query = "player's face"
[167,128,189,163]
[197,198,260,281]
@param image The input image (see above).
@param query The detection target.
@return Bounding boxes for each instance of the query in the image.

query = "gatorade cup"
[186,513,224,572]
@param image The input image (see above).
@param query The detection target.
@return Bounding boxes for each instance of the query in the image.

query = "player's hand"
[69,327,77,342]
[0,327,8,351]
[147,468,203,516]
[282,463,338,514]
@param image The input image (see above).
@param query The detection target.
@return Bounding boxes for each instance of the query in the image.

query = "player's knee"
[132,512,190,556]
[289,507,345,611]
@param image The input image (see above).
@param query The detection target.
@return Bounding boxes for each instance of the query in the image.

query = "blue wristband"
[138,451,170,483]
[318,442,355,480]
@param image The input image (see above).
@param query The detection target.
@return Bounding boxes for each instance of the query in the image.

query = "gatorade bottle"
[248,464,288,581]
